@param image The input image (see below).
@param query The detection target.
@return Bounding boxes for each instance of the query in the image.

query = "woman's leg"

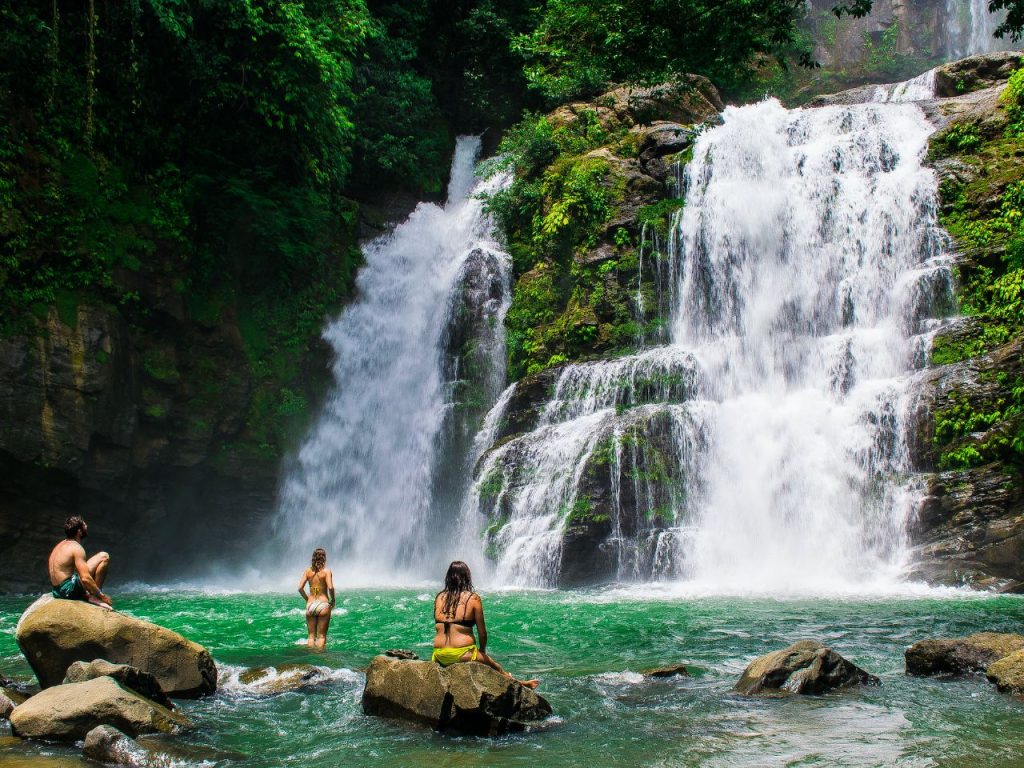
[314,607,331,650]
[305,609,317,648]
[474,650,539,689]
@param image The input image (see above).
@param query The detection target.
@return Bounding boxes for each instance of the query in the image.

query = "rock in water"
[735,640,880,695]
[236,664,332,695]
[985,649,1024,695]
[905,633,1024,677]
[9,677,189,741]
[362,656,552,736]
[0,691,14,719]
[16,595,216,697]
[642,664,691,678]
[64,660,174,709]
[83,725,149,766]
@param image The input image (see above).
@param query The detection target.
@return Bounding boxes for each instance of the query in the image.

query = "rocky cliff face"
[906,52,1024,591]
[0,294,327,591]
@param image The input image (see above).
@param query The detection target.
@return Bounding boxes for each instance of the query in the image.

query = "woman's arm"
[471,594,487,653]
[326,569,336,606]
[297,570,309,601]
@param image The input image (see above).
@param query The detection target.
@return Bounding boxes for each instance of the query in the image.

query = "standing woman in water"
[432,561,538,688]
[298,548,335,650]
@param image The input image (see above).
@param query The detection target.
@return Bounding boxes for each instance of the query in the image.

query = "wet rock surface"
[362,656,551,736]
[83,725,149,766]
[735,640,880,696]
[16,595,216,697]
[905,633,1024,676]
[236,664,333,695]
[63,660,173,710]
[9,677,188,741]
[986,649,1024,695]
[642,664,691,678]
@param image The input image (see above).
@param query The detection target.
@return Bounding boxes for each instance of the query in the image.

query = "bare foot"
[87,596,113,610]
[519,678,540,689]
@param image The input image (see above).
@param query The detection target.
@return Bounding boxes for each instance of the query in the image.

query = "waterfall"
[274,136,511,584]
[470,92,954,591]
[945,0,1013,57]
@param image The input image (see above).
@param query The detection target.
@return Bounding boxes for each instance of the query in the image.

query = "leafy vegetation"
[928,61,1024,476]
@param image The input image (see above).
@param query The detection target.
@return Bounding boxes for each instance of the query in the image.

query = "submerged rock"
[83,725,149,766]
[735,640,880,695]
[236,664,332,695]
[905,633,1024,677]
[985,649,1024,695]
[361,656,552,736]
[16,595,216,697]
[64,660,173,709]
[642,664,690,678]
[9,677,189,741]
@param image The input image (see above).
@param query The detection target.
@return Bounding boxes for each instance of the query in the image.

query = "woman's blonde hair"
[311,548,327,573]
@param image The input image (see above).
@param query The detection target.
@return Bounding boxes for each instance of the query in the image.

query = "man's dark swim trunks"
[52,574,87,600]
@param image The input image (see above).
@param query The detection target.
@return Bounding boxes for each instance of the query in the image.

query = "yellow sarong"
[431,645,477,666]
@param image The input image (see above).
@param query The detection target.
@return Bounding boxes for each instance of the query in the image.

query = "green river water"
[1,588,1022,767]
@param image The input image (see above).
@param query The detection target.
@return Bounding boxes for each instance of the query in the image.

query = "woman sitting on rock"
[298,548,335,650]
[432,560,538,688]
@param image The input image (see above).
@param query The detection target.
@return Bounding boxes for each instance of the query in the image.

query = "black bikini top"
[434,592,476,628]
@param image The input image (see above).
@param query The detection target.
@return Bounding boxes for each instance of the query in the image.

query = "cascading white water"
[274,136,511,584]
[470,91,954,591]
[946,0,1013,57]
[673,98,951,591]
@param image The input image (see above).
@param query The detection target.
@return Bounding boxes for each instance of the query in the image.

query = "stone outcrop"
[986,649,1024,694]
[735,640,880,695]
[361,656,551,736]
[83,725,149,766]
[906,632,1024,676]
[9,676,188,741]
[64,659,173,709]
[16,595,216,698]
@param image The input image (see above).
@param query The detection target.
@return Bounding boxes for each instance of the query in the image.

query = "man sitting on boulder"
[48,515,113,609]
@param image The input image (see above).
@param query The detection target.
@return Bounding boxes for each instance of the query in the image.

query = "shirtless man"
[48,516,112,609]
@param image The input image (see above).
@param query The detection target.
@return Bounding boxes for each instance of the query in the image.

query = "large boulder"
[64,659,173,709]
[361,656,552,736]
[16,595,216,697]
[905,633,1024,677]
[735,640,880,696]
[9,676,188,741]
[986,649,1024,695]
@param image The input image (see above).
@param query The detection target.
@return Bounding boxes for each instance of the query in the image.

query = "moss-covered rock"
[487,79,720,380]
[907,53,1024,591]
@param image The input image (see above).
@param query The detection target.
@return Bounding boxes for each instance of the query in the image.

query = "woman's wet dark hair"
[311,548,327,573]
[439,561,473,617]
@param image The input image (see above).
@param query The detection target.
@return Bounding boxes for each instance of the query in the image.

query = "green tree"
[513,0,809,101]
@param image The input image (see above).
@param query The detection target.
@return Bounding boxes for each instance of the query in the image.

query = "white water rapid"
[468,91,954,592]
[274,137,511,584]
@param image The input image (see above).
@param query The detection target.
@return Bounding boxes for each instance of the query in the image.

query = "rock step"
[362,656,551,736]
